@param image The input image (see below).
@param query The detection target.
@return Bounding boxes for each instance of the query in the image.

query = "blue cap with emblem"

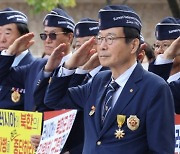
[43,8,75,32]
[155,17,180,40]
[0,7,28,26]
[98,5,142,33]
[74,18,99,38]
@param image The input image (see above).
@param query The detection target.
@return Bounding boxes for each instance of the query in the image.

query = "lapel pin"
[89,105,96,116]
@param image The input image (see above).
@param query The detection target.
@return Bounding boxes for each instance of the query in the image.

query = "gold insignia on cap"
[114,128,125,139]
[89,105,96,116]
[130,89,133,92]
[76,28,79,36]
[98,19,101,27]
[127,115,140,131]
[11,91,21,103]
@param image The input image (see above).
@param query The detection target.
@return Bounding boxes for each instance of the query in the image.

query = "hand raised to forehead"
[45,43,67,72]
[6,32,35,56]
[65,37,96,70]
[163,37,180,59]
[81,53,100,71]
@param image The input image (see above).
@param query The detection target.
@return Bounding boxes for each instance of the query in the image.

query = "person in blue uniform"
[148,17,180,114]
[0,8,35,110]
[42,5,175,154]
[149,36,180,113]
[72,18,109,85]
[149,17,180,82]
[64,18,109,153]
[32,18,104,154]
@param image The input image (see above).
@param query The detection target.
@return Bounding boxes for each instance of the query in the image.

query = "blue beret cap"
[43,8,75,32]
[0,8,28,26]
[74,18,99,38]
[155,17,180,40]
[98,5,142,33]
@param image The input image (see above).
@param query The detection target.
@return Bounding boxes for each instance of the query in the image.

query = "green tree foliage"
[25,0,76,13]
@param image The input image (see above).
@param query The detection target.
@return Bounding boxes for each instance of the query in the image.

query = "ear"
[130,38,140,54]
[67,33,74,44]
[137,50,145,63]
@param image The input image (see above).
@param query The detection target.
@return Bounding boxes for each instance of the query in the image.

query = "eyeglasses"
[40,32,66,40]
[153,43,171,51]
[96,35,127,45]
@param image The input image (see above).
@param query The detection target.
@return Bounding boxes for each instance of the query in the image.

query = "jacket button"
[97,141,101,145]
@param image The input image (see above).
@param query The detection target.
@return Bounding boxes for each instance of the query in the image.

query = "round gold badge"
[11,91,21,103]
[127,115,140,131]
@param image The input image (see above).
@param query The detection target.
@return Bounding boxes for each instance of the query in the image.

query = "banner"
[0,109,42,154]
[175,114,180,153]
[36,109,77,154]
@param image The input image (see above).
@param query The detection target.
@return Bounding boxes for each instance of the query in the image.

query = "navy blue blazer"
[148,62,180,113]
[44,63,175,154]
[0,55,50,111]
[0,51,35,110]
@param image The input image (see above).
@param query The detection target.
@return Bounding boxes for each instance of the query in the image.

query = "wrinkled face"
[74,36,97,50]
[97,27,138,71]
[0,23,21,50]
[153,40,174,57]
[41,26,72,56]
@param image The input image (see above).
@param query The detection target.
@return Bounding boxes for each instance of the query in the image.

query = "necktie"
[101,81,119,124]
[83,73,92,84]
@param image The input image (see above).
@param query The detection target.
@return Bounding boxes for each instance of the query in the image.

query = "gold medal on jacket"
[114,128,125,139]
[114,115,126,139]
[11,91,21,103]
[117,115,126,128]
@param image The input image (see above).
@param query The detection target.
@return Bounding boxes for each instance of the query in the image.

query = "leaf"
[25,0,76,13]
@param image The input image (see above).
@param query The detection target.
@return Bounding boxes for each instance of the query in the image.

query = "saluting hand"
[65,37,96,70]
[44,43,67,72]
[163,36,180,59]
[81,52,100,71]
[6,32,35,56]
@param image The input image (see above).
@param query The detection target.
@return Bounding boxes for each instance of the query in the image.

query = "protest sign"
[0,109,42,154]
[36,109,77,154]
